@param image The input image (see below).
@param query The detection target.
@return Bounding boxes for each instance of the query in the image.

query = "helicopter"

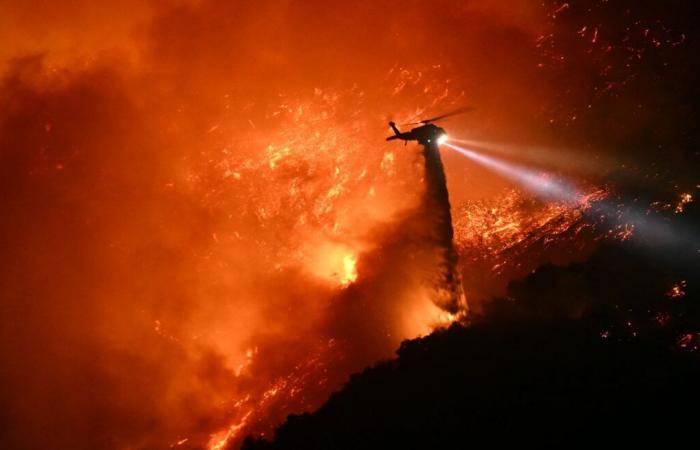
[386,107,472,146]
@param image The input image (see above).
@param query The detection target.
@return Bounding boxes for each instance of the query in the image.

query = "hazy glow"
[444,142,583,203]
[437,133,449,145]
[447,137,608,173]
[445,142,699,249]
[2,1,694,449]
[342,254,358,286]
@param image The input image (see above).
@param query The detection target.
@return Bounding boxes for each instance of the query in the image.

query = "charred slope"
[242,240,700,449]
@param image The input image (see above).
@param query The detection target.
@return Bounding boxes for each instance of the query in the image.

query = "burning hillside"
[454,188,603,308]
[1,1,698,450]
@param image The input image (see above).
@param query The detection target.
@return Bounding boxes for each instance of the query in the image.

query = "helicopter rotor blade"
[419,106,474,124]
[400,106,474,126]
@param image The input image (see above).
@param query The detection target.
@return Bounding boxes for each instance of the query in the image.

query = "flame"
[453,188,605,305]
[342,253,358,286]
[667,281,687,299]
[3,2,692,450]
[675,193,693,214]
[208,411,252,450]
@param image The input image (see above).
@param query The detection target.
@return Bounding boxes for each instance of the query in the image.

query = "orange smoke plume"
[0,2,603,450]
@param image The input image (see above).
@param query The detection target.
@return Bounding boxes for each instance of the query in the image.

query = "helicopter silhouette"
[386,106,472,146]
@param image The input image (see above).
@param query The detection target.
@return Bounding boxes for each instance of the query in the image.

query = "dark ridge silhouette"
[242,225,700,449]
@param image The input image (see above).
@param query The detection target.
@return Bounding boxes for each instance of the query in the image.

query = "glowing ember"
[208,411,252,450]
[666,281,687,300]
[675,193,693,214]
[453,188,603,305]
[677,333,700,352]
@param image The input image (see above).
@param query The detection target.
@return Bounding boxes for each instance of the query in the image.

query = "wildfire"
[208,412,252,450]
[342,253,358,286]
[3,2,695,450]
[452,188,602,303]
[675,193,693,214]
[666,281,687,300]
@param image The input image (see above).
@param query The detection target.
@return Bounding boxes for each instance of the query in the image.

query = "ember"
[1,1,698,450]
[667,281,687,300]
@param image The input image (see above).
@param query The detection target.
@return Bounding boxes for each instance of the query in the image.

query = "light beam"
[443,142,583,203]
[444,141,699,251]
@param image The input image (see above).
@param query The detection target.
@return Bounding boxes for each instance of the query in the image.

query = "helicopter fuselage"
[386,123,447,146]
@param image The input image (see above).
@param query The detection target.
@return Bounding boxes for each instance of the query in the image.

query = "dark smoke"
[420,144,466,314]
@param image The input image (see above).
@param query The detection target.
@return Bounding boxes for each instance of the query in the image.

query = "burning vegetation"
[1,1,699,450]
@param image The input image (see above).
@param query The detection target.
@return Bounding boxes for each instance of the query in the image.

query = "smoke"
[419,145,467,314]
[3,0,697,449]
[445,142,699,253]
[0,2,541,447]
